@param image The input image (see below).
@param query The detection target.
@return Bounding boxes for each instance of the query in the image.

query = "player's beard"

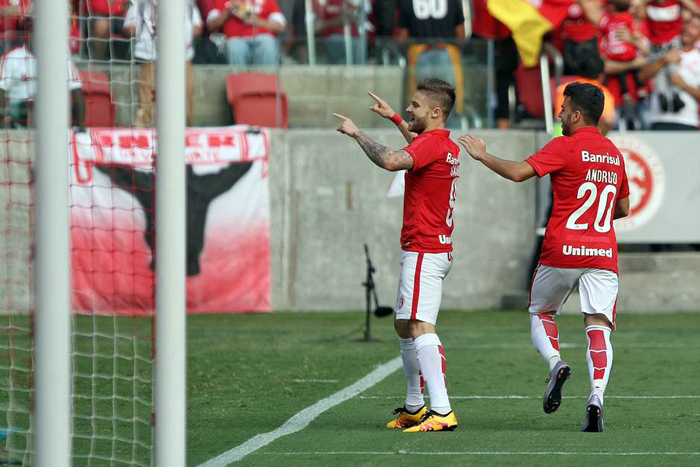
[561,115,572,136]
[408,115,427,134]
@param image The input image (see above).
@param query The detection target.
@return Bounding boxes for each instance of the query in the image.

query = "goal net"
[1,1,156,464]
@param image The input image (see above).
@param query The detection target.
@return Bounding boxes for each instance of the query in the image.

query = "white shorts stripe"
[395,250,452,324]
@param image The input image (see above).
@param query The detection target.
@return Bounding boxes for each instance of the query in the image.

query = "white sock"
[585,325,613,405]
[530,313,562,372]
[399,337,424,410]
[414,333,451,415]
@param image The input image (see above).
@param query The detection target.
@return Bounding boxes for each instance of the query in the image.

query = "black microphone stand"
[358,244,393,342]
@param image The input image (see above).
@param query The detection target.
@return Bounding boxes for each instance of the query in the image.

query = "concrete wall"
[0,131,34,313]
[268,129,538,311]
[3,129,699,313]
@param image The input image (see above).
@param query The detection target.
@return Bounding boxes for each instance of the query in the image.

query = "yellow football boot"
[403,410,458,432]
[386,406,427,429]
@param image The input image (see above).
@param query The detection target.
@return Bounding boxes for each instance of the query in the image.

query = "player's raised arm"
[458,134,536,183]
[334,113,414,172]
[368,91,417,144]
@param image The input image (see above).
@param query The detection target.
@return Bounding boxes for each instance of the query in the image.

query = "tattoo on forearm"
[354,131,391,168]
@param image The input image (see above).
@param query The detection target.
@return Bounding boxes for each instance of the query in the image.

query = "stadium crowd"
[0,0,699,131]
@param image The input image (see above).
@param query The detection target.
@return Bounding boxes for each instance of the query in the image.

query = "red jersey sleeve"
[403,137,439,171]
[525,137,568,178]
[619,164,630,199]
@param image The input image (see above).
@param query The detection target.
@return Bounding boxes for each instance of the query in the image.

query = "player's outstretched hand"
[368,92,395,119]
[458,134,487,161]
[333,113,359,138]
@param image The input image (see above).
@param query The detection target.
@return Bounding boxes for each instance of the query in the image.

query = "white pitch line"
[259,451,700,457]
[360,395,700,400]
[462,343,698,349]
[198,357,402,467]
[291,379,339,383]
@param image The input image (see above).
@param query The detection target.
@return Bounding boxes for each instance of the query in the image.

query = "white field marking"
[460,343,698,349]
[198,357,402,467]
[258,451,700,456]
[359,395,700,400]
[291,379,339,383]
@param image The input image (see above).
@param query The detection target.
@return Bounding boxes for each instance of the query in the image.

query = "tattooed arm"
[354,131,414,171]
[334,113,414,172]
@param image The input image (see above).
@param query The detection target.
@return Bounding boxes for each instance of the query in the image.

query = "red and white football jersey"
[526,127,630,273]
[208,0,286,38]
[560,1,598,43]
[401,129,460,253]
[599,12,638,62]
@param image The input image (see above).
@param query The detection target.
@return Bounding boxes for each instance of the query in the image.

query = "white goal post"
[155,1,187,466]
[34,0,71,465]
[32,0,188,464]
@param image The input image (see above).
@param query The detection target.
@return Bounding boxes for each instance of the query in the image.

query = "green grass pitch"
[1,310,698,465]
[187,311,700,466]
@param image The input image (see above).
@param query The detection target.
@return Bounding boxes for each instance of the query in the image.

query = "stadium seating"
[79,71,115,127]
[225,73,289,129]
[515,63,578,119]
[515,63,544,118]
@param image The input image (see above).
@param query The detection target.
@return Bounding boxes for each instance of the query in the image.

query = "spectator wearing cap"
[206,0,287,65]
[640,13,700,130]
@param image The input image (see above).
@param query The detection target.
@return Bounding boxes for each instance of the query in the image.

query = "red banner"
[70,126,271,315]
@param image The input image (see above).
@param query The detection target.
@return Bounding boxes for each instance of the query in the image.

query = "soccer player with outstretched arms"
[459,82,630,432]
[334,78,460,432]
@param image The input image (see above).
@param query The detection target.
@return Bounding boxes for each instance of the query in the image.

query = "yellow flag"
[487,0,554,67]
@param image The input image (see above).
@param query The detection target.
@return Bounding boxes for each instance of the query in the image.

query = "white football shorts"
[528,263,619,329]
[395,250,452,325]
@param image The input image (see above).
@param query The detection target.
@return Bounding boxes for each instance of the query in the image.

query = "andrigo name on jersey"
[581,150,620,166]
[562,245,613,258]
[585,169,618,185]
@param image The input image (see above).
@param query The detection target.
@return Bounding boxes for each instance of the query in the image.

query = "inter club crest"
[611,136,665,232]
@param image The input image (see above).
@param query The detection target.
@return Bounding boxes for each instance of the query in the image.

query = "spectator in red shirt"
[206,0,287,65]
[644,0,700,111]
[78,0,128,61]
[583,0,649,97]
[315,0,371,64]
[562,0,602,75]
[580,0,649,129]
[0,0,31,54]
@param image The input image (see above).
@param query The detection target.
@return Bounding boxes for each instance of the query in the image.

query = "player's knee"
[583,313,612,329]
[394,319,411,338]
[409,320,436,338]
